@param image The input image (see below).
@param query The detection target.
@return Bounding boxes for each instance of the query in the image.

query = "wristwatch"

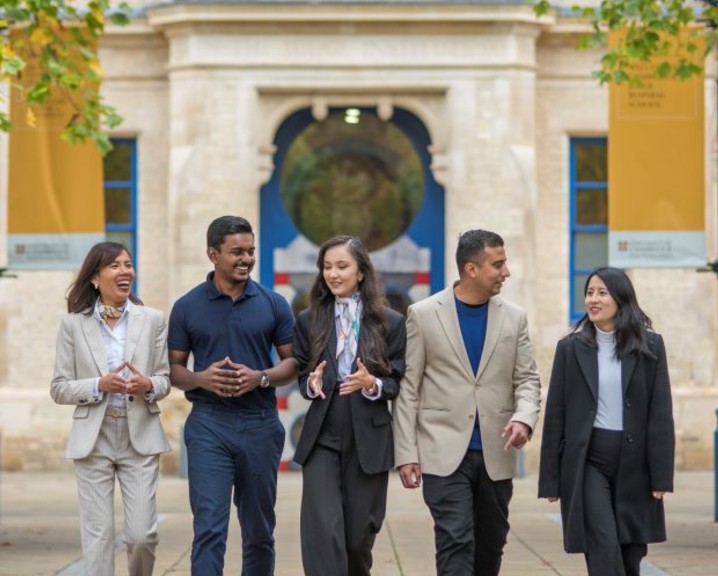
[260,371,270,388]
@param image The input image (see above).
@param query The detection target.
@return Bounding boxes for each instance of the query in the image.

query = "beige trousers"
[73,412,160,576]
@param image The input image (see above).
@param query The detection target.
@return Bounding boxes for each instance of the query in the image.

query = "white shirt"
[92,300,129,408]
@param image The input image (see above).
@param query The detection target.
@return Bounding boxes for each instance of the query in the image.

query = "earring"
[91,280,99,290]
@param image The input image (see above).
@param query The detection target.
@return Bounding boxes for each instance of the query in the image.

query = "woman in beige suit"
[51,242,171,576]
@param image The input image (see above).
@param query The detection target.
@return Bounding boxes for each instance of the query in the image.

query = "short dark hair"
[455,229,504,274]
[206,216,253,250]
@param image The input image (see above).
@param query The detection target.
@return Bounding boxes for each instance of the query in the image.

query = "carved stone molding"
[255,89,448,188]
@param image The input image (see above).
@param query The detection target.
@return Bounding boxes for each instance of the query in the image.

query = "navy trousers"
[184,403,285,576]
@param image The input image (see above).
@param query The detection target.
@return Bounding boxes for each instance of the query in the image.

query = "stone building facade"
[0,0,715,473]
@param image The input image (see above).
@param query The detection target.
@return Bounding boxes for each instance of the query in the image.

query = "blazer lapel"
[475,297,504,381]
[621,352,638,397]
[573,337,599,402]
[435,288,475,381]
[81,313,108,375]
[124,304,145,364]
[324,318,340,378]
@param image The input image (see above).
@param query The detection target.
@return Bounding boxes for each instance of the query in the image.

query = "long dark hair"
[307,236,390,375]
[66,242,143,314]
[573,266,655,359]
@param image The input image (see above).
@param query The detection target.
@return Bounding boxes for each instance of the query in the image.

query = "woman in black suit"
[539,267,675,576]
[293,235,407,576]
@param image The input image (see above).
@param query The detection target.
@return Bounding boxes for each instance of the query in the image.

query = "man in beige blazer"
[394,229,540,576]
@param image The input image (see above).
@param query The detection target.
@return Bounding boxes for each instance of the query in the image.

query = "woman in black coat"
[293,235,406,576]
[538,267,674,576]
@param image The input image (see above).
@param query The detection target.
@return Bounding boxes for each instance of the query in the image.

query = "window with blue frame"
[570,137,608,321]
[103,138,137,260]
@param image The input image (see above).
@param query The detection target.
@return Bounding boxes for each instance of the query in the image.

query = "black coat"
[292,306,407,475]
[538,331,675,553]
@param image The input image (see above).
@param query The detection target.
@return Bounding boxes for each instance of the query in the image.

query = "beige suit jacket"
[393,288,540,480]
[51,302,172,460]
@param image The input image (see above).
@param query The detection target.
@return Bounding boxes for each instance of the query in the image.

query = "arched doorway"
[260,106,445,313]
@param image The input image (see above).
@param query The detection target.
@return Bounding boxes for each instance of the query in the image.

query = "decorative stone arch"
[254,89,449,189]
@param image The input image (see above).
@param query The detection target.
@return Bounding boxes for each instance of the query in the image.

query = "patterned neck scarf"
[98,302,126,323]
[335,294,361,368]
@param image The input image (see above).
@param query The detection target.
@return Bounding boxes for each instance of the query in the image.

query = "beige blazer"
[51,302,172,460]
[393,288,540,480]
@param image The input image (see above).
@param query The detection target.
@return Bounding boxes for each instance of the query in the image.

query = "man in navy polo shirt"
[168,215,297,576]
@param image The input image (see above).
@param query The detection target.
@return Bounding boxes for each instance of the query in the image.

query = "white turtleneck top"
[594,327,623,431]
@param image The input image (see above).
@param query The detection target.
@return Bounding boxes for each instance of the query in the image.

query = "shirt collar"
[204,271,258,301]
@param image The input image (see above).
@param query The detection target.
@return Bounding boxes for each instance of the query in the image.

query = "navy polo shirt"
[168,273,294,411]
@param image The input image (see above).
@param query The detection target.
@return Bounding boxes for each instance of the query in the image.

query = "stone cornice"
[146,2,554,29]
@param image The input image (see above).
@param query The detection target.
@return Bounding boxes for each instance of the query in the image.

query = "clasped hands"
[99,361,152,395]
[198,356,262,398]
[308,358,376,400]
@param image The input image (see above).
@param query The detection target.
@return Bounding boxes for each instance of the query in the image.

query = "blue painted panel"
[105,138,138,291]
[569,136,608,322]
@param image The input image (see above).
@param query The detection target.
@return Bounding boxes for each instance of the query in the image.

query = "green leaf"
[26,83,50,104]
[2,56,26,76]
[93,133,114,156]
[644,31,660,45]
[613,69,629,84]
[602,51,619,69]
[59,73,83,89]
[108,12,129,26]
[102,107,123,129]
[533,0,551,17]
[675,61,702,80]
[593,69,612,84]
[655,61,672,78]
[0,113,10,132]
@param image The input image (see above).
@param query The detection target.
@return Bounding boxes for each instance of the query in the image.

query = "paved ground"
[0,470,716,575]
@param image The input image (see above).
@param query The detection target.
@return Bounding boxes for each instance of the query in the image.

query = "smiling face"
[93,250,134,307]
[323,244,363,298]
[208,232,256,287]
[585,274,619,331]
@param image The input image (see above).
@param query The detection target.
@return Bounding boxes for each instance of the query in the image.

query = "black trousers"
[300,394,388,576]
[422,450,513,576]
[584,428,647,576]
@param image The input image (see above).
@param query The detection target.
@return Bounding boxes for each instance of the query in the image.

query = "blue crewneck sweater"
[455,296,489,451]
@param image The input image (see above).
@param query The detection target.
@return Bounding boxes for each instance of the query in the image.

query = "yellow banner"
[8,28,104,269]
[608,29,705,267]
